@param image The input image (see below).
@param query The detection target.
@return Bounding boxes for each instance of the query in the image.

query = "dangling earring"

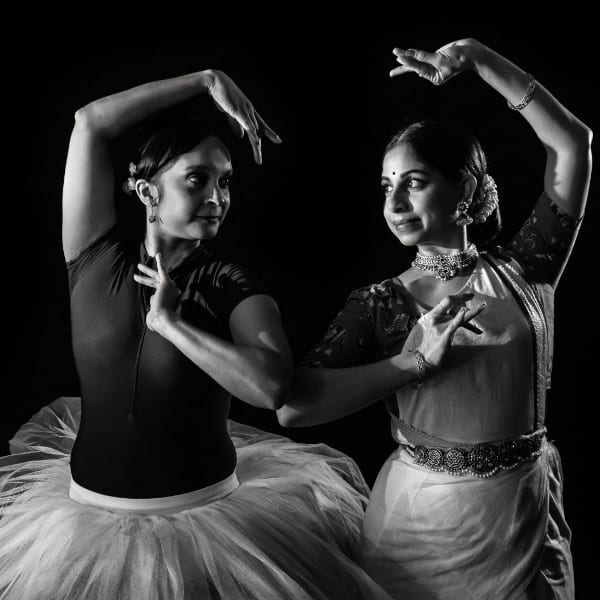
[455,200,473,226]
[148,200,161,224]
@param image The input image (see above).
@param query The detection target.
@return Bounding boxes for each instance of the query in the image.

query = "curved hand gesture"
[207,70,282,164]
[389,39,472,86]
[412,292,486,371]
[134,253,181,332]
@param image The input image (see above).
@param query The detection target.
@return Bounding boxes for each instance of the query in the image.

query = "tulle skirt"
[0,397,392,600]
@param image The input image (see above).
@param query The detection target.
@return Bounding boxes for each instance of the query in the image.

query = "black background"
[7,12,596,596]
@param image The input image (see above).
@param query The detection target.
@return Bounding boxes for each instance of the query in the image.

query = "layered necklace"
[412,244,479,281]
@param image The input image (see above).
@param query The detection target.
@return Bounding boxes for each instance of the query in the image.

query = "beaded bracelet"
[507,73,536,110]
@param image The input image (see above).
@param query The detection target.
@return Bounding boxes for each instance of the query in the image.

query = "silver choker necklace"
[412,244,479,281]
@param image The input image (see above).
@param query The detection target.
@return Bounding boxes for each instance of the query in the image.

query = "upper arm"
[505,191,583,287]
[229,294,293,374]
[543,126,592,221]
[502,122,591,287]
[62,111,117,262]
[301,289,376,369]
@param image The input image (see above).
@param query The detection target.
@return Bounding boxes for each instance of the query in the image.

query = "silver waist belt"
[392,416,546,478]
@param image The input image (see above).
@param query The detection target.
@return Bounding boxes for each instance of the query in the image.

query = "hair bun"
[471,174,499,224]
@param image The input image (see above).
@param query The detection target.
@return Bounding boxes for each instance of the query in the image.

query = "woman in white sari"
[279,38,591,599]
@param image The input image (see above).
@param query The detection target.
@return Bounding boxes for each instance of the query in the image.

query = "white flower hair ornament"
[470,174,499,224]
[123,161,138,194]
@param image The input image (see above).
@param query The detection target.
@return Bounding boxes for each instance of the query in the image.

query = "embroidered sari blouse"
[303,194,581,443]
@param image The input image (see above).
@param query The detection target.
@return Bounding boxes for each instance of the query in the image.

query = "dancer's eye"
[219,176,232,190]
[405,178,425,190]
[381,183,393,196]
[188,173,209,187]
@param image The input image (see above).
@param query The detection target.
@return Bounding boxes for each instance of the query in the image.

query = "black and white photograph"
[4,12,595,599]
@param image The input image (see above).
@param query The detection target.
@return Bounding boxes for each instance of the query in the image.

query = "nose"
[385,188,411,213]
[206,185,225,207]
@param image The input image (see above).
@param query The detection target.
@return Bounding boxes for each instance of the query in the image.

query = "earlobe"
[135,180,158,207]
[135,180,162,224]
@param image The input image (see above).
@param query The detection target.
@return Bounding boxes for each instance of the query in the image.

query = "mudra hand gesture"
[134,253,182,331]
[408,292,486,374]
[207,70,282,164]
[389,39,473,86]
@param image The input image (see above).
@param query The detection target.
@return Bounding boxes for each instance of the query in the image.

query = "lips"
[195,215,221,223]
[393,217,421,228]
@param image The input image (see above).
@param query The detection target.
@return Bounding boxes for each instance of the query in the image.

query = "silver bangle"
[507,74,536,111]
[409,349,428,388]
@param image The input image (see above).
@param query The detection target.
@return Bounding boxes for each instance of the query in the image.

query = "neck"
[144,230,202,270]
[416,242,470,256]
[416,229,470,256]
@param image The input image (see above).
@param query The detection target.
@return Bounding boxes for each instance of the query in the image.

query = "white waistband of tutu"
[68,472,239,515]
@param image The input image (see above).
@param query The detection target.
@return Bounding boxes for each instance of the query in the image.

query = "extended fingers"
[389,65,411,78]
[430,292,474,317]
[444,306,468,336]
[226,108,258,141]
[248,132,263,165]
[133,274,158,288]
[155,253,168,278]
[226,114,245,138]
[390,47,444,83]
[135,262,159,288]
[154,252,167,277]
[394,56,438,81]
[393,47,439,62]
[463,301,487,323]
[391,47,415,73]
[137,263,159,279]
[257,112,282,144]
[245,104,260,134]
[446,301,487,337]
[246,111,282,164]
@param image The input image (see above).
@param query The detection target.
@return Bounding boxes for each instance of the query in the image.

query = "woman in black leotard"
[0,69,392,599]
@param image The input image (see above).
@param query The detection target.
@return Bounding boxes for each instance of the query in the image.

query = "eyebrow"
[184,164,234,176]
[381,168,429,180]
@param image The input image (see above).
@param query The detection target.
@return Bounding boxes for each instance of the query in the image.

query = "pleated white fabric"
[1,397,392,600]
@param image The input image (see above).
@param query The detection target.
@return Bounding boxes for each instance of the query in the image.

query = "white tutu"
[0,397,392,599]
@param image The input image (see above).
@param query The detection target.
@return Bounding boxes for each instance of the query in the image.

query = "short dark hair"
[125,96,232,190]
[385,119,502,247]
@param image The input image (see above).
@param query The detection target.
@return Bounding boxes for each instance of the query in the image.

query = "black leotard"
[67,225,267,498]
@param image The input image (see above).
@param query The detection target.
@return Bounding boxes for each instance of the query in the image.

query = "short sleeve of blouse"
[201,261,271,323]
[301,287,377,368]
[504,191,582,286]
